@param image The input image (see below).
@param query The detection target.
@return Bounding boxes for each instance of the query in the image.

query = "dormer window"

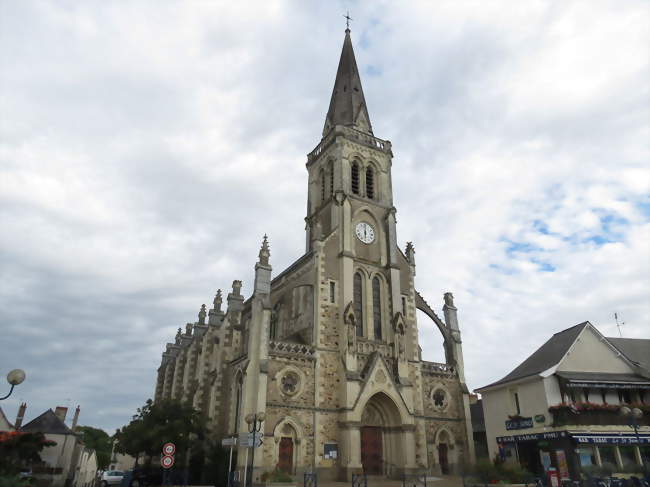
[366,167,375,199]
[351,162,360,195]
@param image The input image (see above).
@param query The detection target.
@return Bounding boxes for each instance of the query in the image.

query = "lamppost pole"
[245,412,265,487]
[0,369,26,401]
[619,406,647,475]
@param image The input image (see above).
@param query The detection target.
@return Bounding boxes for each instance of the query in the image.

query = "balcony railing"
[550,404,650,427]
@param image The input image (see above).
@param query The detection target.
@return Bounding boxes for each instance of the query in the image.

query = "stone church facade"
[153,28,475,481]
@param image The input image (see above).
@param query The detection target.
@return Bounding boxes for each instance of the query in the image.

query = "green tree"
[114,399,206,468]
[76,426,112,470]
[0,431,56,476]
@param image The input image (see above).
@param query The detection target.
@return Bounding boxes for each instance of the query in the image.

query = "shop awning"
[556,371,650,389]
[570,432,650,445]
[496,430,650,445]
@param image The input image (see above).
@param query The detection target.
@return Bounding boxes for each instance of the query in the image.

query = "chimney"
[71,405,81,429]
[14,402,27,429]
[54,406,68,423]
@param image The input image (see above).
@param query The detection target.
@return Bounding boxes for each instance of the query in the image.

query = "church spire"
[323,28,373,137]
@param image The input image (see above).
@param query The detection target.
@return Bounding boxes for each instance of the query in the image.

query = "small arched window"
[233,373,243,433]
[366,167,375,199]
[320,168,325,203]
[372,277,382,340]
[353,272,364,337]
[351,162,360,195]
[329,161,334,196]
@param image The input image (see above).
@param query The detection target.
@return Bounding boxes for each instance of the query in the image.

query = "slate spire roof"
[323,28,373,137]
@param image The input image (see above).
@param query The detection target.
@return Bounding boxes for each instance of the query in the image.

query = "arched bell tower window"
[366,167,375,199]
[353,272,364,337]
[351,162,360,195]
[372,277,382,340]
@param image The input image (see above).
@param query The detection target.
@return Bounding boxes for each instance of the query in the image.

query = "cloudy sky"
[1,0,648,434]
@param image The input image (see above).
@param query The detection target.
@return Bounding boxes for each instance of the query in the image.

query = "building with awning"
[476,322,649,480]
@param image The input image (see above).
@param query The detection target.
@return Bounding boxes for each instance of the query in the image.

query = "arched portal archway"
[360,392,403,476]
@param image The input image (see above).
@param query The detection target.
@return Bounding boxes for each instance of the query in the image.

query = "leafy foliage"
[0,431,56,476]
[114,399,206,467]
[76,426,112,470]
[261,469,293,482]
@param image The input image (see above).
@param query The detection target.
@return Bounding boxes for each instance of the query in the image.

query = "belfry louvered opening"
[351,162,360,195]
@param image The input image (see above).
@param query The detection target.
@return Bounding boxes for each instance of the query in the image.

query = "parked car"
[101,470,124,487]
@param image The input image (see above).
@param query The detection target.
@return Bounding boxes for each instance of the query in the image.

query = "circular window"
[277,367,305,398]
[281,371,300,395]
[431,386,450,411]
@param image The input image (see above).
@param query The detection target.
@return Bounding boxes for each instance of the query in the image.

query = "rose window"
[281,371,300,396]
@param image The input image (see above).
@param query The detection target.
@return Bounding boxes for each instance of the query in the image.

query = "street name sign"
[221,437,237,447]
[238,432,263,448]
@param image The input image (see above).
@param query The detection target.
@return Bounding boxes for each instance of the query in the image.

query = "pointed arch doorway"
[360,392,403,476]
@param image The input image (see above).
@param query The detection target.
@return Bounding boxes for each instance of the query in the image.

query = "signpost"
[222,437,237,487]
[161,455,175,469]
[161,442,175,486]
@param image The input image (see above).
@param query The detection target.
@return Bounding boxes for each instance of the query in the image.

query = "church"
[153,27,475,481]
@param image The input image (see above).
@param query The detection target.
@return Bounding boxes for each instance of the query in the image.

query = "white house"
[476,322,649,480]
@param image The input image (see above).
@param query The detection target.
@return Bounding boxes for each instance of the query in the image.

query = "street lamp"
[619,406,647,475]
[245,412,265,487]
[0,369,26,401]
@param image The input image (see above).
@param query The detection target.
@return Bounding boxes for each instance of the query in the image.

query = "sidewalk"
[318,475,464,487]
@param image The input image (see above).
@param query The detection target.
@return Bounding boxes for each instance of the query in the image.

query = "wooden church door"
[438,443,449,474]
[360,426,383,474]
[278,437,294,473]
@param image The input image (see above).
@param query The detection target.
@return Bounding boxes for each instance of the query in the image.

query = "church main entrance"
[361,426,383,474]
[359,392,404,477]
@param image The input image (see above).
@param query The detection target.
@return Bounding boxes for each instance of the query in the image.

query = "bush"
[260,469,293,483]
[472,459,499,483]
[0,475,31,487]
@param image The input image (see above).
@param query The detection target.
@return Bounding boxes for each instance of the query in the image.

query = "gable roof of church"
[476,322,590,391]
[323,28,373,137]
[20,409,75,435]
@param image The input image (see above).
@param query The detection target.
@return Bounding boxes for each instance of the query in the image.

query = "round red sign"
[161,455,175,469]
[162,443,176,456]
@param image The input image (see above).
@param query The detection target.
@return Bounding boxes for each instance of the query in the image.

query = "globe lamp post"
[245,412,265,487]
[0,369,26,401]
[619,406,647,475]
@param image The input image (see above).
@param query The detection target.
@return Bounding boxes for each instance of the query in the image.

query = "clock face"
[355,222,375,244]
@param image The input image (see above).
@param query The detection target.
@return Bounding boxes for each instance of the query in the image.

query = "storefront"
[496,431,650,480]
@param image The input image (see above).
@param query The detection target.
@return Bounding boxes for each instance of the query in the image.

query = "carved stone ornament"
[376,369,387,384]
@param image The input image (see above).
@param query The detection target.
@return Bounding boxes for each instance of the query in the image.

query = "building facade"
[153,28,474,481]
[476,322,650,480]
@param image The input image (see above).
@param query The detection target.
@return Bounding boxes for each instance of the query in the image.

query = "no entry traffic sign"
[161,455,175,469]
[162,443,176,456]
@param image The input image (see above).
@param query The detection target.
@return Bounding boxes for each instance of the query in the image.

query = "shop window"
[598,446,617,470]
[578,446,596,467]
[619,446,638,470]
[583,388,590,402]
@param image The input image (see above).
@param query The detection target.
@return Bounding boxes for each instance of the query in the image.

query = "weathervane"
[344,11,353,30]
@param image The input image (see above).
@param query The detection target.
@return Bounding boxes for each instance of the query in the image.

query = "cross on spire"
[344,11,353,31]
